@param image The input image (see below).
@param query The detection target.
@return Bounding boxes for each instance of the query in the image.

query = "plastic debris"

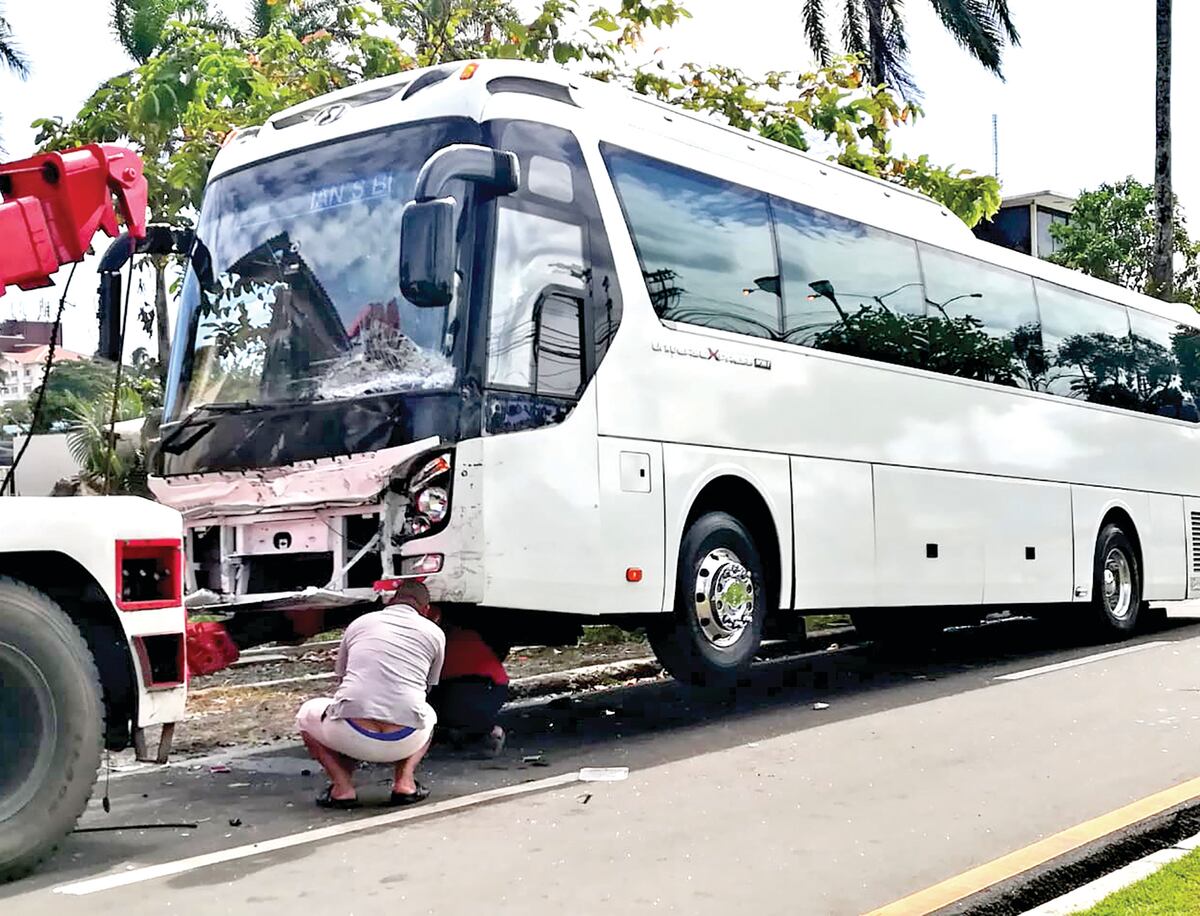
[300,769,312,777]
[579,767,629,782]
[228,782,250,788]
[209,764,231,774]
[812,702,830,711]
[228,818,243,827]
[523,754,549,767]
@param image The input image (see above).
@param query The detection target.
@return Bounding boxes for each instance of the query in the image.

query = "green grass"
[1074,847,1200,915]
[579,624,647,646]
[806,614,852,631]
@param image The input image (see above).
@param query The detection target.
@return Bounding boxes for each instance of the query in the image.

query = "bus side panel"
[479,389,604,614]
[789,456,875,609]
[979,477,1073,605]
[1069,486,1149,602]
[596,437,666,613]
[873,466,985,606]
[661,445,793,613]
[1144,493,1186,601]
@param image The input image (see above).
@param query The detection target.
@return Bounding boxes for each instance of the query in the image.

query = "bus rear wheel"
[1085,524,1141,638]
[0,579,104,882]
[649,511,767,689]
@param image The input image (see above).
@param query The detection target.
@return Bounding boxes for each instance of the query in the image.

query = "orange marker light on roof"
[460,63,479,80]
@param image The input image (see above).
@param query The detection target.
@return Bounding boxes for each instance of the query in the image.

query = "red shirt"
[439,626,508,685]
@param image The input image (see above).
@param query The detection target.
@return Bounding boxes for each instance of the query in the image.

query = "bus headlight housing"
[401,452,452,538]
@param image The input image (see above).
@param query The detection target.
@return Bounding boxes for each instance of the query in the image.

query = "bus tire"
[0,578,104,883]
[649,511,767,689]
[1085,524,1142,638]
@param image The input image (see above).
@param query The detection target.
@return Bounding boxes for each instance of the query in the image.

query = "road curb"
[940,794,1200,915]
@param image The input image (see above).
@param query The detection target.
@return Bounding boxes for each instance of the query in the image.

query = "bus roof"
[210,59,1200,331]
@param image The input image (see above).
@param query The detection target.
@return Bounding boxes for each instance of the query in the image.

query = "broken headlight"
[402,452,452,537]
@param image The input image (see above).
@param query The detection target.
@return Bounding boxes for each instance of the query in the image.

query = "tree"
[628,57,1001,225]
[110,0,229,64]
[800,0,1019,96]
[66,384,148,495]
[26,359,120,432]
[246,0,347,38]
[0,1,29,154]
[0,1,25,76]
[1150,0,1173,299]
[1048,178,1200,304]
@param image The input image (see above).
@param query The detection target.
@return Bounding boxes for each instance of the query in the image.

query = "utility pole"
[1150,0,1174,299]
[992,114,999,180]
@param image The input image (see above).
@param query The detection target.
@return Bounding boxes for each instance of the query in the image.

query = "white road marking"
[995,641,1170,681]
[55,771,581,896]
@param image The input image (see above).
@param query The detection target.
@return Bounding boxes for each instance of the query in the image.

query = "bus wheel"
[0,579,103,882]
[649,511,767,688]
[1086,524,1141,638]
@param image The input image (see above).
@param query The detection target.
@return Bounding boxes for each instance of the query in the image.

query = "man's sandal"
[388,782,430,806]
[316,786,360,809]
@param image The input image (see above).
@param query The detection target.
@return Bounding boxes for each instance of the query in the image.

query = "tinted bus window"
[603,146,781,340]
[1037,281,1136,408]
[1128,308,1200,421]
[919,245,1045,387]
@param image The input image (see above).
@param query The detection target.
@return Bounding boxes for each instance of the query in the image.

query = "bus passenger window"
[774,198,923,363]
[603,147,780,340]
[487,207,586,390]
[918,245,1043,387]
[1128,308,1199,421]
[1037,282,1137,408]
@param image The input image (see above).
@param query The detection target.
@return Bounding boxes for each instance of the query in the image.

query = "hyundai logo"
[314,103,347,127]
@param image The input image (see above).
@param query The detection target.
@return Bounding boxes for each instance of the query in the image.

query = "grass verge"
[1075,847,1200,915]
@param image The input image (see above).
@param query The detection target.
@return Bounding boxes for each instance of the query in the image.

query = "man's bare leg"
[392,737,432,795]
[301,731,357,800]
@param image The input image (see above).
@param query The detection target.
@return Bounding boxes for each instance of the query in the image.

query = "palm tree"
[110,0,229,64]
[1149,0,1173,299]
[246,0,346,39]
[801,0,1019,96]
[0,2,30,155]
[0,2,28,77]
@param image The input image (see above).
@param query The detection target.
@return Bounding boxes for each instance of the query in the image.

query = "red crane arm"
[0,144,147,298]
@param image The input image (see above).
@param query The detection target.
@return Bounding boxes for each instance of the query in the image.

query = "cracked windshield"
[168,119,476,419]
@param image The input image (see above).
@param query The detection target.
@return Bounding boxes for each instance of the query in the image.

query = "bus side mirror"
[400,199,456,308]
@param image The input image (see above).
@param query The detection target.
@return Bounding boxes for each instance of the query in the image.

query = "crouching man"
[296,582,444,808]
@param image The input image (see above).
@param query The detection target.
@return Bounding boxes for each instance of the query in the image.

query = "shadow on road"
[7,613,1197,897]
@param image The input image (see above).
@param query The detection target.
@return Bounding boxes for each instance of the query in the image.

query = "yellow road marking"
[865,774,1200,916]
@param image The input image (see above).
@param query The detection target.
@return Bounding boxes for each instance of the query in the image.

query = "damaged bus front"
[150,62,627,653]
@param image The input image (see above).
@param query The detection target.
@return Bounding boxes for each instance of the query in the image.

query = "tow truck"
[0,144,186,881]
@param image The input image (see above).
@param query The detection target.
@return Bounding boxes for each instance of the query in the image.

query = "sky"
[0,0,1193,357]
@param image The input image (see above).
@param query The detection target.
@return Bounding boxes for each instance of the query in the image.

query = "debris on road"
[579,767,629,782]
[813,702,830,711]
[209,764,231,774]
[228,818,243,827]
[523,754,549,767]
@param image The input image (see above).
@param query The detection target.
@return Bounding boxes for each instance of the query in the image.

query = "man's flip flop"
[388,782,430,806]
[316,786,360,809]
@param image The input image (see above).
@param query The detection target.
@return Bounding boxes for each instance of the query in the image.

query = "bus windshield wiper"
[158,402,270,456]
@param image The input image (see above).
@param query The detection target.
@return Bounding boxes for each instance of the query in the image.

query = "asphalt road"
[5,610,1200,915]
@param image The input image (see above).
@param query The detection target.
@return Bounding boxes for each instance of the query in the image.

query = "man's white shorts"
[296,698,435,763]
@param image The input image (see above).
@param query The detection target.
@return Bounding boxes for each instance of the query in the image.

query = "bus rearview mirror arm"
[401,146,521,308]
[412,144,520,202]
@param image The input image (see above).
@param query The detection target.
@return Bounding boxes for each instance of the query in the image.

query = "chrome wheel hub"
[693,547,755,648]
[1103,548,1133,620]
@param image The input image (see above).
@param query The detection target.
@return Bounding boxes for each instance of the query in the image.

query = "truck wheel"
[649,512,766,688]
[1085,524,1142,638]
[0,578,103,882]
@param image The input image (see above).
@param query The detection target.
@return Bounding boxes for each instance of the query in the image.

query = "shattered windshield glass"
[165,119,477,421]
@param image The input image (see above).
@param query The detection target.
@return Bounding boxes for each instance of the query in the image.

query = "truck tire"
[0,578,103,882]
[1085,524,1142,638]
[649,512,767,689]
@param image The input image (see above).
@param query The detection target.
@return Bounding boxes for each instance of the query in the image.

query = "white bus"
[151,60,1200,685]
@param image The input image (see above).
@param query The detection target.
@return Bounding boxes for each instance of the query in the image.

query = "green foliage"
[1048,177,1200,304]
[625,57,1001,226]
[65,384,148,495]
[0,1,28,77]
[27,359,121,432]
[1074,846,1200,916]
